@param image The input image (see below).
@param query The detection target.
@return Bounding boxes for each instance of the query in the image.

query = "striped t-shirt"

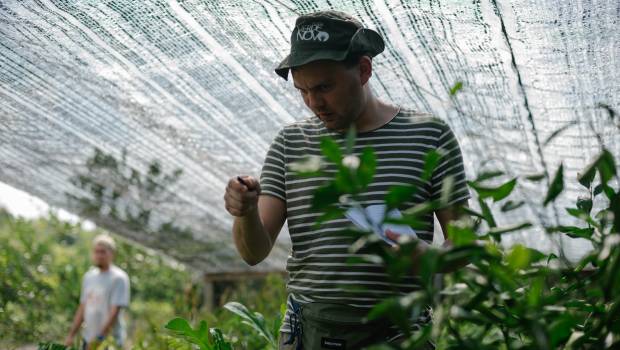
[259,109,470,333]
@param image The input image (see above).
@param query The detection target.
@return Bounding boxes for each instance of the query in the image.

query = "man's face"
[292,59,367,131]
[92,243,113,268]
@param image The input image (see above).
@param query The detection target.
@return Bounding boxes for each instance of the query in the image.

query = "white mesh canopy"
[0,0,618,272]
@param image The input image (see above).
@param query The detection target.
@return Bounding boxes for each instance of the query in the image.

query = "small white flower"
[342,155,360,170]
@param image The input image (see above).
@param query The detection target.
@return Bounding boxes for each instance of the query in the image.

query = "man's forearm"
[233,207,273,266]
[99,307,120,337]
[68,305,84,337]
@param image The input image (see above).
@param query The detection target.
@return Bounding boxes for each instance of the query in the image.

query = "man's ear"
[359,56,372,86]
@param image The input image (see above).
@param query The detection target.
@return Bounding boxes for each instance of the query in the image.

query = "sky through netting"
[0,0,618,272]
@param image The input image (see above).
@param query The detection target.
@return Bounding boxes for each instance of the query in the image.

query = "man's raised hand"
[224,176,261,217]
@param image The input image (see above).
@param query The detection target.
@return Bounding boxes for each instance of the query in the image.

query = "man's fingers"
[225,203,254,217]
[225,186,246,202]
[385,229,400,241]
[228,177,248,193]
[224,192,243,207]
[224,189,258,216]
[225,205,243,217]
[225,195,256,211]
[224,176,259,217]
[225,186,257,204]
[238,175,261,192]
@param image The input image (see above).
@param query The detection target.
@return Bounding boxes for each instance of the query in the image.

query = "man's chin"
[318,117,344,130]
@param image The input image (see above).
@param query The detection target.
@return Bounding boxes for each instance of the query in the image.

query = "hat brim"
[275,49,349,80]
[274,28,385,81]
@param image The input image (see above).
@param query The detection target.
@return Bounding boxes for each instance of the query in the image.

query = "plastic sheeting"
[0,0,618,272]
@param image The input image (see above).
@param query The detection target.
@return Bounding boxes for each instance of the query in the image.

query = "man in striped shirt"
[224,10,469,349]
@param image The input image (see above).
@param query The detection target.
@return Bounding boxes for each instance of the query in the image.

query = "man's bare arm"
[64,303,85,346]
[233,195,286,265]
[98,305,121,338]
[225,176,286,266]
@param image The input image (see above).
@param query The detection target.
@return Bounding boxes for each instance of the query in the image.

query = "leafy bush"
[165,317,232,350]
[0,208,286,349]
[297,128,619,349]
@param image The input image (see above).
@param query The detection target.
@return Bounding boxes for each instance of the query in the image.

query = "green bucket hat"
[275,10,385,80]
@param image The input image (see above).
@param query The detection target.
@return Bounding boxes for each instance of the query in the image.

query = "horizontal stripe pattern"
[259,110,470,333]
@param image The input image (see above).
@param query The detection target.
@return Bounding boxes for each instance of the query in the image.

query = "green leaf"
[576,197,593,214]
[385,185,417,208]
[547,252,558,264]
[501,200,525,212]
[442,245,487,266]
[598,149,617,185]
[611,191,620,233]
[462,206,485,220]
[345,125,357,154]
[544,164,564,206]
[334,167,356,193]
[224,301,276,346]
[549,315,577,346]
[165,317,211,350]
[447,224,477,246]
[578,166,597,189]
[165,317,194,334]
[566,207,589,221]
[547,225,594,239]
[475,170,504,182]
[311,183,340,210]
[320,137,343,164]
[384,216,431,232]
[478,198,497,228]
[506,244,531,270]
[357,147,376,189]
[197,320,210,345]
[468,178,517,202]
[421,150,442,181]
[579,149,617,188]
[594,184,617,200]
[488,222,533,238]
[449,81,463,96]
[524,173,546,182]
[527,277,544,307]
[210,328,232,350]
[38,343,70,350]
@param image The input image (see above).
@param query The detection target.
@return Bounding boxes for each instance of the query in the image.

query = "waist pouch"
[286,300,400,350]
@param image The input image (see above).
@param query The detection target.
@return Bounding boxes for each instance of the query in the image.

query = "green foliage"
[164,318,232,350]
[468,177,517,202]
[223,301,279,348]
[0,210,194,347]
[292,128,620,349]
[544,163,564,206]
[449,81,463,96]
[38,342,73,350]
[1,208,287,349]
[164,279,286,350]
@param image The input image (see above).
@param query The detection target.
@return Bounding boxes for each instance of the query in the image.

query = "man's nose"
[307,92,325,110]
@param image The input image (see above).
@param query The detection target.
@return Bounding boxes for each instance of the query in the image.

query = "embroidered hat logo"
[297,22,329,42]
